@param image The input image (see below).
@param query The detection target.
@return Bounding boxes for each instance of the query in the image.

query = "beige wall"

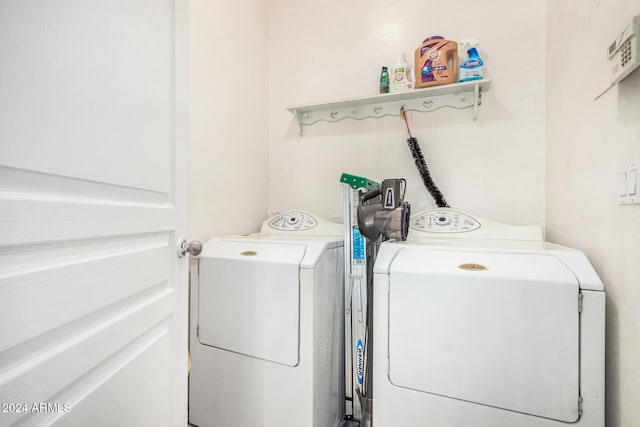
[268,0,546,225]
[189,0,269,240]
[546,2,640,427]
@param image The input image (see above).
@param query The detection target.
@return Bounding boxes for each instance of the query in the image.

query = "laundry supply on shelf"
[458,38,484,82]
[415,36,458,88]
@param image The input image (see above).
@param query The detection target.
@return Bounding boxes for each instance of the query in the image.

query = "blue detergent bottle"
[458,38,484,82]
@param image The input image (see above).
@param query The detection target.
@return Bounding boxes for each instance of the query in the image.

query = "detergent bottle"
[458,38,484,82]
[390,52,413,92]
[414,36,458,88]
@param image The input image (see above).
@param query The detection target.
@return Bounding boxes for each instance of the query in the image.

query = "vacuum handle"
[359,188,381,203]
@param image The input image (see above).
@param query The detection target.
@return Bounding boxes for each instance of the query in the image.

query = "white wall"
[546,3,640,427]
[189,0,269,240]
[268,0,546,225]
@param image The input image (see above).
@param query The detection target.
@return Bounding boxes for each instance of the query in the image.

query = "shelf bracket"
[473,83,480,121]
[292,108,303,137]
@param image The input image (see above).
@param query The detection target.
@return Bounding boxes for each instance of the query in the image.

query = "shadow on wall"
[617,67,640,126]
[606,295,621,426]
[282,96,517,140]
[283,112,388,140]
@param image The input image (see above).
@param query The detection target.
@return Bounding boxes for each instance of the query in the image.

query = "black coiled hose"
[406,136,450,208]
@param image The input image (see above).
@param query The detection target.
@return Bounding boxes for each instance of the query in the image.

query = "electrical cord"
[401,108,450,208]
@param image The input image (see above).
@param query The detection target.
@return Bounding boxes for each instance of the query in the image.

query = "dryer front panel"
[198,241,305,366]
[388,248,580,422]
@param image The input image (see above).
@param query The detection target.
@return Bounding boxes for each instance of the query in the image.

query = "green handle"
[340,173,380,190]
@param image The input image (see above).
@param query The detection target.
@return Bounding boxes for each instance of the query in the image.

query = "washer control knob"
[435,215,451,226]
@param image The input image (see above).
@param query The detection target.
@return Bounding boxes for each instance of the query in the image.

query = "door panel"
[2,296,173,427]
[0,1,188,426]
[0,234,170,352]
[0,0,173,193]
[50,332,174,427]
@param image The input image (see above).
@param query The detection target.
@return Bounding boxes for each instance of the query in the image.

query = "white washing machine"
[189,211,345,427]
[372,209,605,427]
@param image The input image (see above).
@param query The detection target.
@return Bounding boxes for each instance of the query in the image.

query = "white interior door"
[0,1,188,426]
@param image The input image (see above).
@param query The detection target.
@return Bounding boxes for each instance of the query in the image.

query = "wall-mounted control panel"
[608,15,640,85]
[410,210,481,233]
[267,211,318,231]
[619,160,640,205]
[596,15,640,99]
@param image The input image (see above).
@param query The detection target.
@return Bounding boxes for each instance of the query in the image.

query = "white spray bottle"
[458,38,484,82]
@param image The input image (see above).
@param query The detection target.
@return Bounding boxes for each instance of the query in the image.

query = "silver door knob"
[177,238,203,258]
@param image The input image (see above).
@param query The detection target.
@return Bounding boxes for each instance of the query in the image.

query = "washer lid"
[388,248,581,422]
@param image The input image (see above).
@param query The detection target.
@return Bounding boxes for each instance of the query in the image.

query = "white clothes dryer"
[372,209,605,427]
[189,211,345,427]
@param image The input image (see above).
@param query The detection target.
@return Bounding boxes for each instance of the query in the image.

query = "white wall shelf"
[286,79,491,136]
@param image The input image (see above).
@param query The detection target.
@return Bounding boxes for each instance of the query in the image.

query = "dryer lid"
[388,248,581,422]
[198,240,306,367]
